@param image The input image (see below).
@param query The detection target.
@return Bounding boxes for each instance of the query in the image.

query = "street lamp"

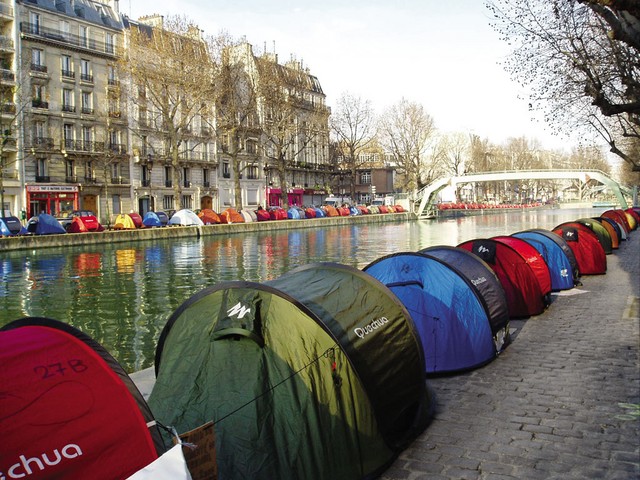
[263,165,269,208]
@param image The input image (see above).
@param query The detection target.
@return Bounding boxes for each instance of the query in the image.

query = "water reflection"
[0,208,604,372]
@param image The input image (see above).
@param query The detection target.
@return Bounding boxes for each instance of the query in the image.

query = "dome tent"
[512,229,578,291]
[420,245,510,344]
[149,262,431,480]
[552,223,606,275]
[0,317,165,479]
[364,252,505,374]
[458,238,548,318]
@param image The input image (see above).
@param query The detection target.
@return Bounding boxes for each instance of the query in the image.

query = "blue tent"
[0,218,11,236]
[349,206,360,216]
[420,245,510,344]
[287,207,301,219]
[313,207,326,218]
[364,252,499,374]
[1,216,27,235]
[26,213,66,235]
[512,230,577,291]
[142,211,162,227]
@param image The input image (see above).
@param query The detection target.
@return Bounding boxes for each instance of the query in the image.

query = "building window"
[247,165,259,179]
[79,25,88,47]
[81,92,92,114]
[30,12,40,33]
[222,161,230,178]
[66,159,75,182]
[82,126,92,150]
[182,195,192,209]
[203,168,210,187]
[360,171,371,184]
[163,195,174,211]
[112,194,121,215]
[182,167,190,187]
[61,55,73,77]
[108,65,117,85]
[63,124,74,149]
[62,89,74,112]
[246,139,257,154]
[32,84,46,108]
[164,166,172,187]
[33,121,45,142]
[60,20,70,40]
[141,164,151,186]
[36,158,47,177]
[111,163,120,182]
[80,59,92,82]
[31,48,43,69]
[105,33,115,54]
[85,161,94,181]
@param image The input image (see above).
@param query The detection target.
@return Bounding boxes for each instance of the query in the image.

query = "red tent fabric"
[67,216,89,233]
[256,208,272,221]
[304,207,317,219]
[552,224,606,275]
[602,209,631,234]
[492,236,552,297]
[128,212,144,228]
[0,318,164,479]
[458,238,547,318]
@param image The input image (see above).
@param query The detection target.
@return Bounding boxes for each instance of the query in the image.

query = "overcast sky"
[123,0,571,150]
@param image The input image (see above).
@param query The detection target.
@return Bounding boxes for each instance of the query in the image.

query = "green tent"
[149,262,431,479]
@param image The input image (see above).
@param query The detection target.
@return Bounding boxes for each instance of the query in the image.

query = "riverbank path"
[381,233,639,479]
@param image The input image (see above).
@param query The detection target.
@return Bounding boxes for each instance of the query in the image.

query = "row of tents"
[1,207,637,479]
[0,204,407,236]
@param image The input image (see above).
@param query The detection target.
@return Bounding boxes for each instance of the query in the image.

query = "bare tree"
[121,15,215,210]
[486,0,640,170]
[210,39,260,210]
[257,55,326,209]
[331,92,376,200]
[378,99,436,192]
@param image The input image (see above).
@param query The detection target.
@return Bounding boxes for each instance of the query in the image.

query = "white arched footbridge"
[415,169,631,219]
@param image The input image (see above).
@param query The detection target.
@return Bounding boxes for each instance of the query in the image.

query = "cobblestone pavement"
[380,233,640,480]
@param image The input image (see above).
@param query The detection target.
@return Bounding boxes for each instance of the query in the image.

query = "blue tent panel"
[313,207,326,218]
[143,211,162,227]
[0,218,10,236]
[287,207,301,219]
[512,231,575,291]
[28,213,67,235]
[364,252,496,374]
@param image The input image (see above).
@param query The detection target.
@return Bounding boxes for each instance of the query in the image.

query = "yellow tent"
[113,214,136,230]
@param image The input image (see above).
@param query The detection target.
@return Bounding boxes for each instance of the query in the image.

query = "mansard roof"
[20,0,123,30]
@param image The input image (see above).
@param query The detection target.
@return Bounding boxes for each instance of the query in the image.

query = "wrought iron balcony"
[32,99,49,109]
[35,175,50,183]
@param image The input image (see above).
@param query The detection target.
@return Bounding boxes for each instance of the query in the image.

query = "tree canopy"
[487,0,640,171]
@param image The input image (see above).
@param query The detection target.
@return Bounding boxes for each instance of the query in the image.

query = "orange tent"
[324,205,339,217]
[198,208,221,225]
[220,208,245,224]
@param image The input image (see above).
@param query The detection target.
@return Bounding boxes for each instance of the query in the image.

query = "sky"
[123,0,572,151]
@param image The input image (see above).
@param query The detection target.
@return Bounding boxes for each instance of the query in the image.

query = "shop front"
[26,185,79,219]
[266,187,304,207]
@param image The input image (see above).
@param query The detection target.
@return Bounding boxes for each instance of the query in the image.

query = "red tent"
[304,207,317,219]
[602,209,631,234]
[552,223,606,275]
[128,212,144,228]
[492,236,552,298]
[67,216,89,233]
[458,238,548,318]
[0,317,164,479]
[256,208,272,221]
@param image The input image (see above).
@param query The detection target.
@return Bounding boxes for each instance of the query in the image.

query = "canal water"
[0,207,604,372]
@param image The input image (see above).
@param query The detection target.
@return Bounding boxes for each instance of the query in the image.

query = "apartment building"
[0,0,18,216]
[16,0,129,222]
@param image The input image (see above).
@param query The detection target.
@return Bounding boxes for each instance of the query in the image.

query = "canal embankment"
[0,211,415,252]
